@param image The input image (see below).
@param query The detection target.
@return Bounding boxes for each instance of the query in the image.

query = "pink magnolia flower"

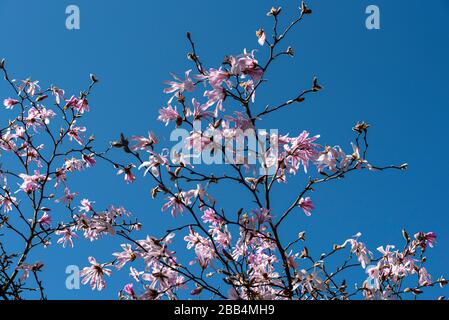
[418,267,432,286]
[343,234,373,269]
[17,79,41,96]
[298,197,314,216]
[131,132,159,151]
[54,168,67,188]
[117,165,136,183]
[415,232,437,249]
[51,86,65,104]
[79,199,94,212]
[197,67,232,89]
[163,69,195,95]
[161,190,195,217]
[82,154,96,168]
[201,208,223,226]
[75,98,90,114]
[281,131,320,175]
[56,227,79,248]
[18,171,46,193]
[38,212,52,229]
[161,195,185,217]
[158,102,181,126]
[64,157,84,172]
[67,124,86,145]
[3,98,19,109]
[123,283,135,296]
[64,95,78,108]
[184,227,215,269]
[0,194,17,213]
[16,262,44,281]
[138,150,169,177]
[203,86,226,117]
[80,257,112,291]
[230,50,264,81]
[56,187,78,204]
[113,244,138,270]
[186,98,213,120]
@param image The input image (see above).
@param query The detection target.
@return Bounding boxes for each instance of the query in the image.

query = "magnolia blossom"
[298,197,314,216]
[117,165,136,183]
[18,171,46,193]
[3,98,19,109]
[0,194,17,213]
[67,124,86,145]
[131,132,158,151]
[17,79,41,96]
[79,199,94,212]
[164,69,195,95]
[158,102,181,126]
[80,257,112,291]
[38,212,52,229]
[56,227,79,248]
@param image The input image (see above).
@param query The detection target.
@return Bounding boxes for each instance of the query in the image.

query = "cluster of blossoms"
[1,2,446,300]
[0,62,140,299]
[95,3,445,300]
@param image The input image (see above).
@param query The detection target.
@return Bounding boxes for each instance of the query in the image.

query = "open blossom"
[343,234,373,269]
[123,283,135,297]
[82,154,96,168]
[67,124,86,145]
[158,102,181,126]
[163,69,195,95]
[51,86,65,104]
[197,67,232,89]
[186,98,213,120]
[117,165,136,183]
[17,79,41,96]
[80,257,112,291]
[64,157,84,172]
[138,150,169,177]
[229,49,264,81]
[201,208,223,226]
[16,262,44,281]
[298,197,314,216]
[25,106,56,130]
[418,267,432,286]
[79,199,94,212]
[415,232,437,249]
[0,194,17,213]
[56,227,79,248]
[38,212,52,229]
[184,227,215,269]
[3,98,19,109]
[131,132,158,151]
[18,171,46,193]
[281,131,320,175]
[56,187,78,204]
[161,190,195,217]
[75,98,90,113]
[113,244,137,270]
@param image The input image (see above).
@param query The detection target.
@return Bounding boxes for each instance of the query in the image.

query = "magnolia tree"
[0,3,447,300]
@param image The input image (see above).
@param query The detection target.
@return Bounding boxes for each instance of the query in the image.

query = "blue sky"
[0,0,448,299]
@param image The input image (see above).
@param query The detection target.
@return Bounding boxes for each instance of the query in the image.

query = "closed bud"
[267,6,282,17]
[0,58,5,69]
[301,1,312,14]
[402,229,411,244]
[312,76,322,92]
[300,247,309,259]
[151,186,159,199]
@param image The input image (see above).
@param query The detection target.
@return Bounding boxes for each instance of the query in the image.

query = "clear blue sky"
[0,0,448,299]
